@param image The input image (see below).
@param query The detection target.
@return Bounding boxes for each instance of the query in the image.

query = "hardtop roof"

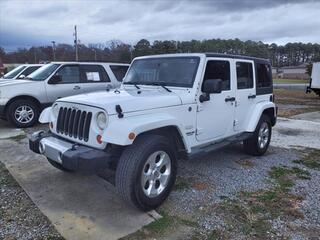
[135,53,270,64]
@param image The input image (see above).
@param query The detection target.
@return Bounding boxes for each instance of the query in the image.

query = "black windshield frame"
[124,57,200,88]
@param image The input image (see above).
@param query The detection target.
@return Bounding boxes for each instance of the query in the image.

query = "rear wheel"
[7,99,39,128]
[115,134,177,211]
[47,158,73,172]
[243,114,272,156]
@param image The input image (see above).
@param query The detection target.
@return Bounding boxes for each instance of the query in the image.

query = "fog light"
[128,132,135,140]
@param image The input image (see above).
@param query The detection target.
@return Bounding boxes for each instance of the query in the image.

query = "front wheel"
[115,134,177,211]
[243,114,272,156]
[6,99,39,128]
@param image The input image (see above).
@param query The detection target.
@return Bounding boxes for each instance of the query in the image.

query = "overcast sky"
[0,0,319,51]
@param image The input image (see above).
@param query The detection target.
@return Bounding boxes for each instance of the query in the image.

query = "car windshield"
[27,63,61,81]
[124,57,200,88]
[3,65,27,79]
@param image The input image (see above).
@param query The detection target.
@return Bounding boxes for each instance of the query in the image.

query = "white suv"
[1,64,43,80]
[0,62,129,127]
[29,53,277,211]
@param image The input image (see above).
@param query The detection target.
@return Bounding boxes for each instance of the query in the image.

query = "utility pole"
[92,48,97,61]
[51,41,56,61]
[74,25,78,61]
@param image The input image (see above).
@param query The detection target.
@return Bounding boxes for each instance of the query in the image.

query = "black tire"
[115,134,177,211]
[47,158,74,172]
[6,99,39,128]
[243,114,272,156]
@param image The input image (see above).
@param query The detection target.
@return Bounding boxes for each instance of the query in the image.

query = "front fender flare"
[102,113,190,151]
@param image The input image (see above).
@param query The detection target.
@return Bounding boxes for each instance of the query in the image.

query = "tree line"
[1,38,319,67]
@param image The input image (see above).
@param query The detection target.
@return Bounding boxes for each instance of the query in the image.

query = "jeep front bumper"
[29,131,114,174]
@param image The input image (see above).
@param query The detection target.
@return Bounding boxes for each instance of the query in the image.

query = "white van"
[306,62,320,96]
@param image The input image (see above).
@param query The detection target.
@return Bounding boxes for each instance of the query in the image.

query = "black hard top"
[205,53,270,63]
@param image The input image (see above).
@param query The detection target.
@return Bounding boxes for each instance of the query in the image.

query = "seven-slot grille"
[56,107,92,142]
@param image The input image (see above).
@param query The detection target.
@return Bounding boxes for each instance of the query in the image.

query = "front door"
[196,59,236,142]
[45,64,83,103]
[234,60,256,132]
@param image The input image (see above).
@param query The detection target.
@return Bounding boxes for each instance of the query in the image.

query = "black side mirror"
[48,75,62,84]
[200,79,223,102]
[203,79,222,94]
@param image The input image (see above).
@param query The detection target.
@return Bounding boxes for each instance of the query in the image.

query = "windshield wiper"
[124,81,140,89]
[150,82,172,92]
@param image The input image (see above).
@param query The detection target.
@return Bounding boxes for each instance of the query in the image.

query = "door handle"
[225,97,236,102]
[73,86,81,90]
[248,94,256,99]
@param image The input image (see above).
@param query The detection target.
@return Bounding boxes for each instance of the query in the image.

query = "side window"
[81,65,110,83]
[236,62,253,89]
[19,66,41,77]
[203,60,230,91]
[256,63,272,88]
[110,65,129,82]
[56,65,80,83]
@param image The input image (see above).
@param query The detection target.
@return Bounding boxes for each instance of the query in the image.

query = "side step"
[186,132,253,160]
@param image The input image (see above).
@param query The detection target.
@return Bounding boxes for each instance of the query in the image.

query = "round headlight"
[52,104,59,118]
[97,112,107,130]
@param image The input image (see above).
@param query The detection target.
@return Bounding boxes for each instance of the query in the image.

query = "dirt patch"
[274,89,320,118]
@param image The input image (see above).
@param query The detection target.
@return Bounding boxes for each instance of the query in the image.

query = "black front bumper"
[29,131,115,174]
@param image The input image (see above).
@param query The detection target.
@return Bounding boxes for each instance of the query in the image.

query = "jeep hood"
[58,89,182,115]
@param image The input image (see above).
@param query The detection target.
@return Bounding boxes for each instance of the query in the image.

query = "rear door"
[80,64,112,93]
[46,64,83,103]
[234,60,256,132]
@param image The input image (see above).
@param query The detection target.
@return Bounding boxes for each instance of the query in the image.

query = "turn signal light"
[49,122,53,129]
[96,135,103,144]
[128,132,136,140]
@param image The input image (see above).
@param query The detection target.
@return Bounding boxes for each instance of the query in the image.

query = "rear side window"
[236,62,253,89]
[80,65,110,83]
[110,65,129,82]
[203,60,230,91]
[256,63,272,88]
[18,66,41,78]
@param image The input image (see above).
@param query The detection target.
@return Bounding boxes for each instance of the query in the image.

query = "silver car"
[1,64,43,80]
[0,62,129,128]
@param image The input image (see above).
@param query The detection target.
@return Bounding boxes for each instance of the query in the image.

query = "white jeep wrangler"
[29,53,277,211]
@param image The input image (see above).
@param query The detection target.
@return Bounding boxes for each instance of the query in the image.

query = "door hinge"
[197,105,204,112]
[196,128,203,135]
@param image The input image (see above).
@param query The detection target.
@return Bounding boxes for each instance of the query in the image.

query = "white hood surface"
[0,79,33,86]
[58,88,183,115]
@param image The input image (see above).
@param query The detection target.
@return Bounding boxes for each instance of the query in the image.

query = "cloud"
[0,0,319,51]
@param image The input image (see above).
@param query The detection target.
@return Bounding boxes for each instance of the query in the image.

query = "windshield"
[27,63,61,81]
[3,65,27,79]
[124,57,200,88]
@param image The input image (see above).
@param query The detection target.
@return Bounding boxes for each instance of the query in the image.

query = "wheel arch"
[245,102,276,132]
[135,125,188,158]
[4,95,41,115]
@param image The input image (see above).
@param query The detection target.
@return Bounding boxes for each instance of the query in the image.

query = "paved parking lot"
[1,110,320,239]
